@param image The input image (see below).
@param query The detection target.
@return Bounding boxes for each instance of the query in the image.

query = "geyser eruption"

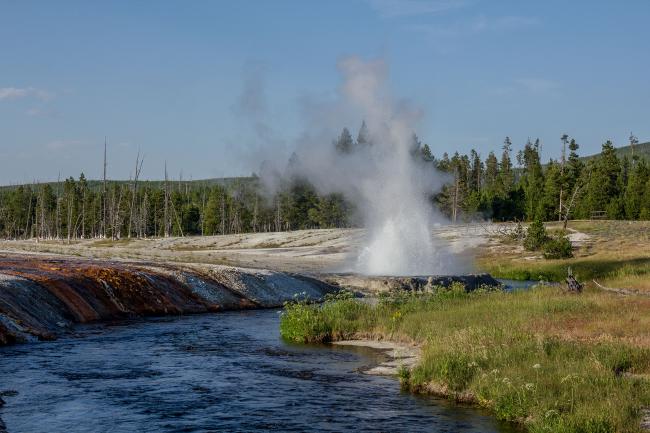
[336,57,448,276]
[260,56,459,276]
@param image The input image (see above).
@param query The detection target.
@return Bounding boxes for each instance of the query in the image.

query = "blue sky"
[1,0,649,184]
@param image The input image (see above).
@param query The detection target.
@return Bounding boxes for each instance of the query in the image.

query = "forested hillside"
[1,126,649,240]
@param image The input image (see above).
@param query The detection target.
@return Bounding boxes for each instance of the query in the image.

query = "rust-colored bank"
[0,254,337,346]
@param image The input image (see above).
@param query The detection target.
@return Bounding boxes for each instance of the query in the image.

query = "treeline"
[433,134,650,223]
[0,127,648,240]
[0,173,353,240]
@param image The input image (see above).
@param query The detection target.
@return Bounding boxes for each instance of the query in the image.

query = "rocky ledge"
[322,273,501,294]
[0,255,337,346]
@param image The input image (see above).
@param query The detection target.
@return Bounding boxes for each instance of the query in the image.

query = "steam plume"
[260,56,460,276]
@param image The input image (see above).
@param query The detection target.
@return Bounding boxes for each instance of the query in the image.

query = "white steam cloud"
[256,56,461,276]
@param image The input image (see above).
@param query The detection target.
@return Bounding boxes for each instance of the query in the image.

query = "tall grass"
[280,287,650,432]
[481,256,650,285]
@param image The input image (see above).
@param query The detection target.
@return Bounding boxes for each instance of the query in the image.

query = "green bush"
[525,218,548,251]
[279,299,331,343]
[279,290,370,343]
[543,234,573,259]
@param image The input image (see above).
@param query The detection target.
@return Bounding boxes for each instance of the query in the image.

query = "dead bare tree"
[562,183,582,230]
[164,162,170,237]
[559,134,569,222]
[452,167,460,224]
[55,172,61,240]
[102,137,108,238]
[24,184,33,239]
[127,150,144,238]
[221,193,226,235]
[171,198,184,237]
[111,185,124,240]
[66,187,73,244]
[629,132,639,164]
[141,191,148,238]
[200,185,207,236]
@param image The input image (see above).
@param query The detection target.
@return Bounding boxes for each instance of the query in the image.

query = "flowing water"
[0,310,515,433]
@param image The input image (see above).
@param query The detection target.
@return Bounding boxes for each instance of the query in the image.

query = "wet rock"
[0,255,338,346]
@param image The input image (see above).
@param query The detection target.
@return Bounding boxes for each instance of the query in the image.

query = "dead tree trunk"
[127,151,144,238]
[164,162,170,237]
[562,184,581,230]
[102,137,108,238]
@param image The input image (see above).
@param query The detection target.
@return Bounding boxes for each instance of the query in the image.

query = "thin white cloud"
[366,0,467,18]
[0,87,53,101]
[493,15,540,29]
[489,78,561,97]
[515,78,560,94]
[45,139,83,150]
[414,14,539,39]
[409,13,539,54]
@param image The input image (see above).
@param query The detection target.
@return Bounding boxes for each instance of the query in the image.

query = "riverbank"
[280,286,650,432]
[332,340,420,376]
[0,254,337,346]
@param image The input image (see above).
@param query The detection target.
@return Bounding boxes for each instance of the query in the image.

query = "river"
[0,310,515,433]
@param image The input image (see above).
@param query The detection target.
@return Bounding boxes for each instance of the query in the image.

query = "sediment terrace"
[0,255,337,346]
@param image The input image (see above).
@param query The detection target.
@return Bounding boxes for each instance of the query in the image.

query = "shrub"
[524,218,548,251]
[543,234,573,259]
[279,300,331,343]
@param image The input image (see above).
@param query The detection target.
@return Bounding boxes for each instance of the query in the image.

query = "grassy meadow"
[280,287,650,432]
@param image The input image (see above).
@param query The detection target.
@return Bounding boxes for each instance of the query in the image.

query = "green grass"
[481,256,650,283]
[280,287,650,432]
[478,221,650,291]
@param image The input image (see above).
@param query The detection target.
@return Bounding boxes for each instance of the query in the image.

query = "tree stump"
[566,275,583,293]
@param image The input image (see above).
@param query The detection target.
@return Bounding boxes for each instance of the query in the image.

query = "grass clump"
[279,290,372,343]
[280,286,650,432]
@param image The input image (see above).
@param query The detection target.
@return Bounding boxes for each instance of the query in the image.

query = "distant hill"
[0,176,257,191]
[2,141,648,190]
[581,141,650,162]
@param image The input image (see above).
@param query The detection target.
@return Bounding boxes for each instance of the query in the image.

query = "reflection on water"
[0,310,514,433]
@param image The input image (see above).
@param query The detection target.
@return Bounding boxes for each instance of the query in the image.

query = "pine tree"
[640,178,650,220]
[469,149,483,193]
[437,153,451,172]
[420,144,433,162]
[566,138,583,191]
[520,139,544,220]
[583,140,622,218]
[484,151,499,196]
[539,160,562,221]
[498,137,514,197]
[409,133,422,156]
[335,127,354,154]
[356,120,371,147]
[624,159,649,219]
